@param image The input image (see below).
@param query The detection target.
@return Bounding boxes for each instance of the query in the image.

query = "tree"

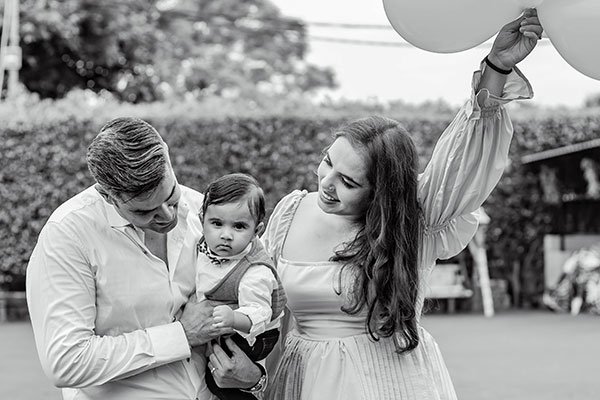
[155,0,336,98]
[5,0,335,102]
[584,93,600,108]
[16,0,163,101]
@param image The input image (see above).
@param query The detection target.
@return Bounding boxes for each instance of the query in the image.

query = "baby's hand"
[212,305,234,329]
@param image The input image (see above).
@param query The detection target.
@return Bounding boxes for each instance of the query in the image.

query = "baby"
[195,173,285,400]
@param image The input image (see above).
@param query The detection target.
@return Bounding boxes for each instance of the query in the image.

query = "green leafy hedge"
[2,106,599,308]
[0,114,448,290]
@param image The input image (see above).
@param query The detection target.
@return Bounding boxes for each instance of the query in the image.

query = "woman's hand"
[488,8,544,70]
[207,338,263,389]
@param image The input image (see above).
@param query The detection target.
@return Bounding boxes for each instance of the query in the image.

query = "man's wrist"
[179,319,206,347]
[240,362,267,394]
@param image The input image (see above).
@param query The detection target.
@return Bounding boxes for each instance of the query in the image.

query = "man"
[26,118,264,399]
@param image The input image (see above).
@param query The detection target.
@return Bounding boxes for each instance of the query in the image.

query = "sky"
[271,0,600,108]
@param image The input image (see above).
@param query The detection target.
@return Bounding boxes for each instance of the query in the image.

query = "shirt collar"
[105,202,132,228]
[93,184,132,229]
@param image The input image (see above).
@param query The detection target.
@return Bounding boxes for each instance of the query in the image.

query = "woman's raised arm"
[478,8,543,98]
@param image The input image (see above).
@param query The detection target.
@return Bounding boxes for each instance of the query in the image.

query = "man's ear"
[255,222,265,237]
[95,184,116,206]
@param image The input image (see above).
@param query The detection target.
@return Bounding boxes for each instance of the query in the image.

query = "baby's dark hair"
[201,173,266,225]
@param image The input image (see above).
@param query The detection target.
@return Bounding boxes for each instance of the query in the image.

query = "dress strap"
[263,190,307,261]
[279,191,306,258]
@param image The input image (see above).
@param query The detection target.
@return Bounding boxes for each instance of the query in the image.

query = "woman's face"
[316,137,372,217]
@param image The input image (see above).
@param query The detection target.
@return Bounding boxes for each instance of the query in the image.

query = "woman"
[260,10,543,400]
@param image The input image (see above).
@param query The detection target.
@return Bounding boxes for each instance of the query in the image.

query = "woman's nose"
[321,173,335,192]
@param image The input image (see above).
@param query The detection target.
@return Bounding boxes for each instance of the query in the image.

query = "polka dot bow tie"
[197,241,229,265]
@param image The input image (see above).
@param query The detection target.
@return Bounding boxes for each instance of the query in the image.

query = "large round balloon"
[538,0,600,80]
[383,0,600,81]
[382,0,521,53]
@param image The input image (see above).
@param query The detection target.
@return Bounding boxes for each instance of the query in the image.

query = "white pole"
[0,0,13,100]
[7,0,19,98]
[469,208,495,317]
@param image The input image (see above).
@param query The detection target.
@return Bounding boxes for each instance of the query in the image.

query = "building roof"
[521,138,600,165]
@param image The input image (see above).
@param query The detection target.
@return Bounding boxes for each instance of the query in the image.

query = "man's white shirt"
[26,185,211,400]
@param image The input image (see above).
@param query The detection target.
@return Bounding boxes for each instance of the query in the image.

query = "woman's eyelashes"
[323,155,356,189]
[340,178,353,188]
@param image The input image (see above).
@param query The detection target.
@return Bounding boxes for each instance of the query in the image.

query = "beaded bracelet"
[483,56,512,75]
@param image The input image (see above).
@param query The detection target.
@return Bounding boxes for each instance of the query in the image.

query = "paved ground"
[0,310,598,400]
[421,310,599,400]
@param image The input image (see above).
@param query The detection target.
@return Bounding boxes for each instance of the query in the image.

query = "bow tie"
[197,240,229,265]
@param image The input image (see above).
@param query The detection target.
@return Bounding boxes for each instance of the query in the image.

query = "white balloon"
[513,0,545,8]
[382,0,522,53]
[538,0,600,80]
[382,0,600,81]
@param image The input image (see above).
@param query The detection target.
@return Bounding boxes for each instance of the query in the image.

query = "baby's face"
[202,201,257,257]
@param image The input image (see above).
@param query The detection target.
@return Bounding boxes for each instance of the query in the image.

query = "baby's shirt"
[195,241,280,344]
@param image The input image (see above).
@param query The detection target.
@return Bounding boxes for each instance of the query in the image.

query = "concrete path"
[421,310,600,400]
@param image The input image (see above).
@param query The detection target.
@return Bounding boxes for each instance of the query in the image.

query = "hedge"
[1,105,599,308]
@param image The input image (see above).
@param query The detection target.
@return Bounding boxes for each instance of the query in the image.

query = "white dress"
[262,65,533,400]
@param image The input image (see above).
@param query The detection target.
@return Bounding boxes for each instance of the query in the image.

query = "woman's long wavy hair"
[331,115,422,353]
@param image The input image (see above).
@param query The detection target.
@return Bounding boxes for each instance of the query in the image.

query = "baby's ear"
[255,222,265,236]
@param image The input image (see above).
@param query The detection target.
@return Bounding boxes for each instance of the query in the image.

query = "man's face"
[111,165,182,233]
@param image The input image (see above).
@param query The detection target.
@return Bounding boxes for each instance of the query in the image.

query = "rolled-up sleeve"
[236,265,278,344]
[26,221,191,388]
[418,64,533,268]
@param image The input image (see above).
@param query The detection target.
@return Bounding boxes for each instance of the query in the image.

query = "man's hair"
[87,117,167,201]
[201,173,266,225]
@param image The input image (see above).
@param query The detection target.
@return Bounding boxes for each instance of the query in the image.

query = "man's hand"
[212,305,235,329]
[179,299,233,347]
[207,338,262,389]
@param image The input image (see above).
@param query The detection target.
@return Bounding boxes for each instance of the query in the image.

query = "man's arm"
[26,222,192,387]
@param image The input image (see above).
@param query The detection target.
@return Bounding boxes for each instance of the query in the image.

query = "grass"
[0,310,598,400]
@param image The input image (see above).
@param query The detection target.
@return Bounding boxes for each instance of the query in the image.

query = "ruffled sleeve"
[261,190,307,265]
[418,64,533,272]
